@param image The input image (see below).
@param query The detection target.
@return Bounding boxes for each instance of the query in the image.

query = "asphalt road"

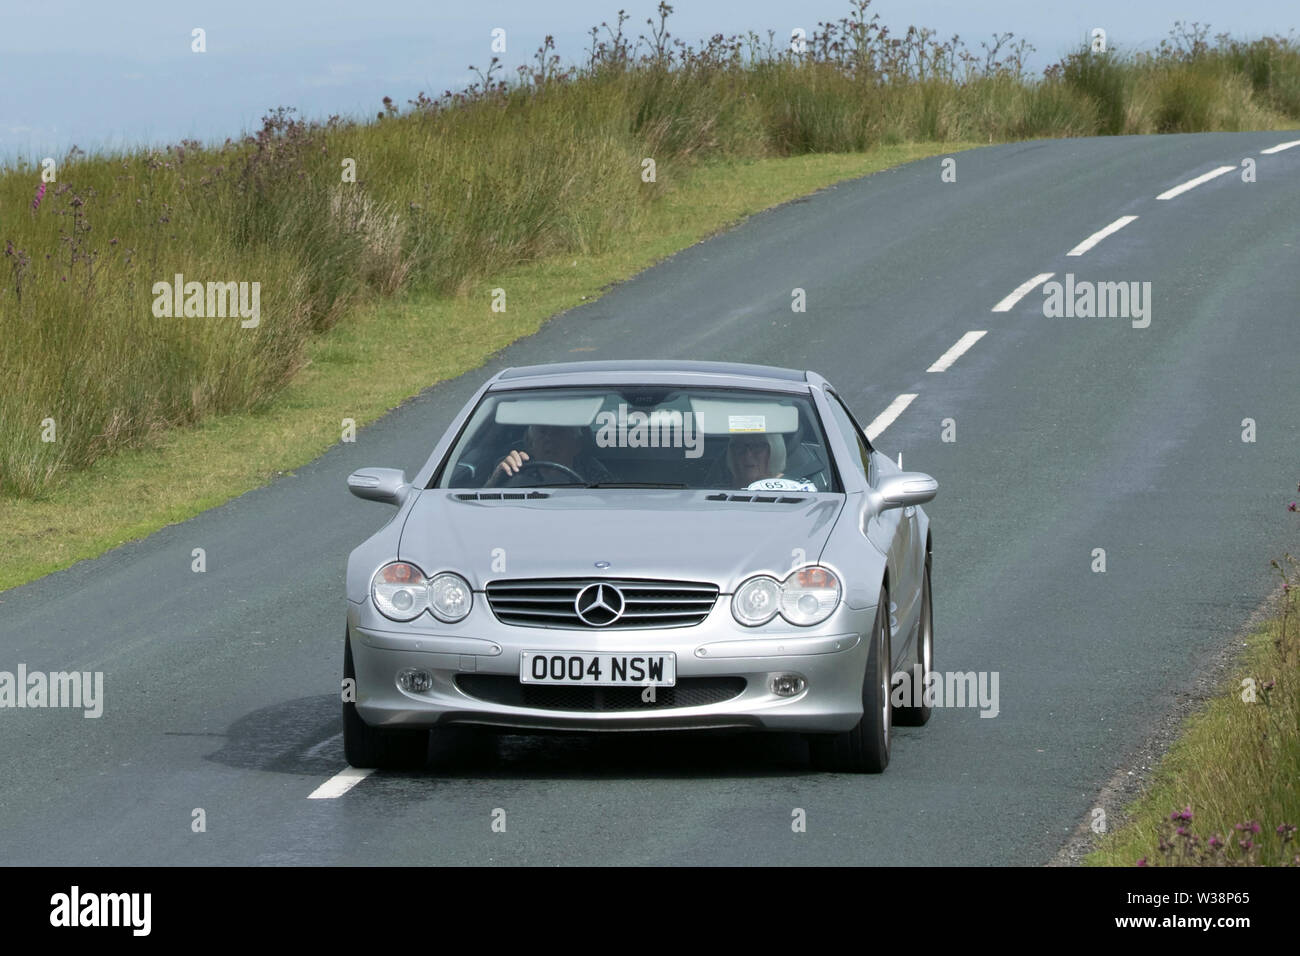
[1,131,1297,865]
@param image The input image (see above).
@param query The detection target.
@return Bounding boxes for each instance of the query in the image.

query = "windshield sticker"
[728,415,766,433]
[745,477,817,492]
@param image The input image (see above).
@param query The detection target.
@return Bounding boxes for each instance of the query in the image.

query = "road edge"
[1049,579,1287,866]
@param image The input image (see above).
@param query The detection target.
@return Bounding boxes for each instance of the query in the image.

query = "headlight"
[732,576,781,626]
[779,566,841,626]
[732,566,842,627]
[428,572,473,622]
[371,561,431,621]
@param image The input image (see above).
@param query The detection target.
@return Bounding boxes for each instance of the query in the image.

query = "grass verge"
[0,144,966,592]
[1085,563,1300,866]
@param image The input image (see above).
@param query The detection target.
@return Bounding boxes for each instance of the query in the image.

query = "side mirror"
[875,471,937,511]
[347,467,411,506]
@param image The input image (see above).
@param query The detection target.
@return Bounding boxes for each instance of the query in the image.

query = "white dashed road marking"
[1156,165,1235,200]
[865,394,917,442]
[1067,215,1138,256]
[308,767,373,799]
[1261,140,1300,154]
[926,331,987,373]
[992,272,1054,313]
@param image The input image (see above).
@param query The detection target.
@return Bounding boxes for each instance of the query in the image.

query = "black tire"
[808,585,891,773]
[342,631,429,770]
[894,562,933,727]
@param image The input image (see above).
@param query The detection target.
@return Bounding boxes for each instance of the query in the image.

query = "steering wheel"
[507,459,587,485]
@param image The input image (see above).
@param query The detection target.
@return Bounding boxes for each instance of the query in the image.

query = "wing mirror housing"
[875,471,938,511]
[347,467,411,506]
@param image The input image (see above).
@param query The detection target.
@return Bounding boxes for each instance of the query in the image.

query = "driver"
[487,424,613,486]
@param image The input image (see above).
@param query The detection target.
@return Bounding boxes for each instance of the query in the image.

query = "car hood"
[399,489,846,593]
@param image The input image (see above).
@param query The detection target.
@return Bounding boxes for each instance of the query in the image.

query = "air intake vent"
[705,493,807,504]
[485,578,719,629]
[455,675,746,711]
[454,491,551,501]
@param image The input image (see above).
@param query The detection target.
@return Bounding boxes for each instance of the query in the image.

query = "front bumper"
[347,599,873,733]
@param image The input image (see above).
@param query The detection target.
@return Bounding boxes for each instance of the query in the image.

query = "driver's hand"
[493,450,529,479]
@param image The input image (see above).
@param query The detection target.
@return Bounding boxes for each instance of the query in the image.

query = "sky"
[1,0,1297,162]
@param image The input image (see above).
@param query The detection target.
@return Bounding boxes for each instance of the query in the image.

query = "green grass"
[0,146,964,591]
[1086,567,1300,866]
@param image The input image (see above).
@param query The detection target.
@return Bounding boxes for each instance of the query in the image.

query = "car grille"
[484,578,719,629]
[455,675,746,711]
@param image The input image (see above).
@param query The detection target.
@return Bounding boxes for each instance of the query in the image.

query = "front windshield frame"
[430,383,845,492]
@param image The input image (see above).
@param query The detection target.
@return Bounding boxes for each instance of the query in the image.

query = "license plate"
[519,651,677,686]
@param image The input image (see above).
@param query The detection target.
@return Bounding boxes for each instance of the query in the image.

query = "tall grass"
[3,2,1299,497]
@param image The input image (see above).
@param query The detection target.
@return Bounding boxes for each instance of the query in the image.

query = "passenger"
[726,433,786,488]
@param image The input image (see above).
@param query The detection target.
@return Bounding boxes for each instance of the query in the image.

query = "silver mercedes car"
[343,360,937,772]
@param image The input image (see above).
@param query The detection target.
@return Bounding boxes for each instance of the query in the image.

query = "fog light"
[770,674,806,697]
[397,668,434,693]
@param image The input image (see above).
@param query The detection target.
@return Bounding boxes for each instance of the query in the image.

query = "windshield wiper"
[584,481,688,489]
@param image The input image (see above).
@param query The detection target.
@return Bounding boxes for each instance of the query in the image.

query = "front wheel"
[342,631,429,770]
[808,586,891,773]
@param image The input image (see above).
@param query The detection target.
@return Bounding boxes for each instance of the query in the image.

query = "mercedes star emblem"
[574,582,625,626]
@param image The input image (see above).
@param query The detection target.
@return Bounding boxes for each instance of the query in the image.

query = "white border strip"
[926,331,987,373]
[992,273,1054,313]
[1261,140,1300,154]
[1067,215,1138,256]
[864,394,917,442]
[308,767,374,799]
[1156,166,1235,200]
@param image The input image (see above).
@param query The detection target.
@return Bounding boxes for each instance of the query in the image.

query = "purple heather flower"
[1136,857,1147,867]
[31,181,46,212]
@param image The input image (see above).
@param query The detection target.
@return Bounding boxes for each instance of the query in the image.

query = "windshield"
[436,385,840,491]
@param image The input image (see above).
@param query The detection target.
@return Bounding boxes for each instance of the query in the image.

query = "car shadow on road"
[201,695,348,778]
[205,695,823,779]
